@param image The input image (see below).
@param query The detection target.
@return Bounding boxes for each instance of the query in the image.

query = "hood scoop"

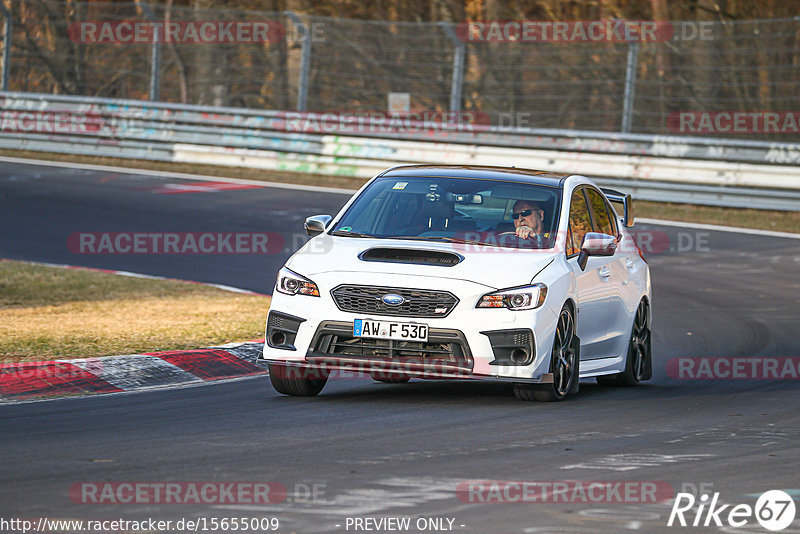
[359,247,463,267]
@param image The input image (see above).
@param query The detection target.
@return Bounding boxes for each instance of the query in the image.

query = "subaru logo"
[381,294,405,306]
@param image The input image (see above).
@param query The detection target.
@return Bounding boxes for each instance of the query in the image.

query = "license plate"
[353,319,429,342]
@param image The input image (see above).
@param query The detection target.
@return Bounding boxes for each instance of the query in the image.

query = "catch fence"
[2,1,799,141]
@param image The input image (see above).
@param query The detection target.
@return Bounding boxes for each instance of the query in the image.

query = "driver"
[512,200,547,245]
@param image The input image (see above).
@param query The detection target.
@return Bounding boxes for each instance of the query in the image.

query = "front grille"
[307,321,473,374]
[331,285,459,318]
[322,337,460,360]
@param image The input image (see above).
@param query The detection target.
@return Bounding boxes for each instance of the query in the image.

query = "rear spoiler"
[601,188,635,228]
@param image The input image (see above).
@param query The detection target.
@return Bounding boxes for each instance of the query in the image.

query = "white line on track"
[637,217,800,240]
[561,453,714,471]
[2,156,798,239]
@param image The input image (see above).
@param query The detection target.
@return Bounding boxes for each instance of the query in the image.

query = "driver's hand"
[516,225,533,239]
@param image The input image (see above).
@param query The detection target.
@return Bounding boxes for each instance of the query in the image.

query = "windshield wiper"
[331,230,376,238]
[398,236,460,243]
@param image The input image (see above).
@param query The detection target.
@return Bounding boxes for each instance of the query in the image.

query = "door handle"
[599,266,611,278]
[626,257,635,270]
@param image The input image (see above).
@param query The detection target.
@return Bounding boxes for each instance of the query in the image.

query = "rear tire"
[268,363,328,396]
[514,305,578,402]
[597,299,651,387]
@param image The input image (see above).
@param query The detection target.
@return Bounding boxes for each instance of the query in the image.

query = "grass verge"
[637,200,800,234]
[0,260,269,363]
[2,149,798,234]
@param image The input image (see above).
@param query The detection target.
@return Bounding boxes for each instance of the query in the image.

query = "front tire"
[597,299,651,387]
[514,305,578,402]
[268,363,328,396]
[371,373,411,384]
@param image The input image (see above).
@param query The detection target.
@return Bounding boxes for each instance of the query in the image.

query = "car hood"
[286,235,557,290]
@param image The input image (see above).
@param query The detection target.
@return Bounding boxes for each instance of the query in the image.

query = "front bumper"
[259,275,560,383]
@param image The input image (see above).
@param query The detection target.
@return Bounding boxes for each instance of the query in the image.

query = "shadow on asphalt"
[261,374,799,406]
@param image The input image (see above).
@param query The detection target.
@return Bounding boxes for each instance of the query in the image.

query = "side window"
[586,188,614,236]
[605,201,619,237]
[568,188,592,255]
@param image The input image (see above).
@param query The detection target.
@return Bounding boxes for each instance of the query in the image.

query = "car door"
[585,187,630,359]
[566,187,614,360]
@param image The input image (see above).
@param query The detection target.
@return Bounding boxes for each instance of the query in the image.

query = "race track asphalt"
[1,160,799,533]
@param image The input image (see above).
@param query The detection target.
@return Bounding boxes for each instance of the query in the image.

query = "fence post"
[621,41,640,133]
[440,22,465,113]
[138,2,161,101]
[285,11,311,111]
[0,3,12,91]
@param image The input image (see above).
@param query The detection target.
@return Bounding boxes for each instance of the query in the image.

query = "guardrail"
[1,92,799,211]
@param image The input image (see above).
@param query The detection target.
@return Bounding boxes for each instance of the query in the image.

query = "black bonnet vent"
[359,248,463,267]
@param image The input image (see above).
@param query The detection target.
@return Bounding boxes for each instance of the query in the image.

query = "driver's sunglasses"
[512,209,535,220]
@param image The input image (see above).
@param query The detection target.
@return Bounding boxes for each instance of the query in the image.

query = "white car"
[260,165,652,401]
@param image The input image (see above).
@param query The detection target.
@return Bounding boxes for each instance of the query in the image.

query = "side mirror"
[304,214,332,237]
[604,191,635,228]
[577,232,617,270]
[621,196,635,228]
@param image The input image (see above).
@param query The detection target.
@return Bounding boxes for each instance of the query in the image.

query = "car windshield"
[331,176,561,249]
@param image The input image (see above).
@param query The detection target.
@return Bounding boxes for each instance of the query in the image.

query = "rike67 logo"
[668,490,796,531]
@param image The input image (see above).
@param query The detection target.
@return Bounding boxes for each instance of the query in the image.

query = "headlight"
[476,283,547,310]
[276,267,320,296]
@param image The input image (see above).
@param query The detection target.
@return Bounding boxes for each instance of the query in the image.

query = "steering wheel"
[499,231,519,236]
